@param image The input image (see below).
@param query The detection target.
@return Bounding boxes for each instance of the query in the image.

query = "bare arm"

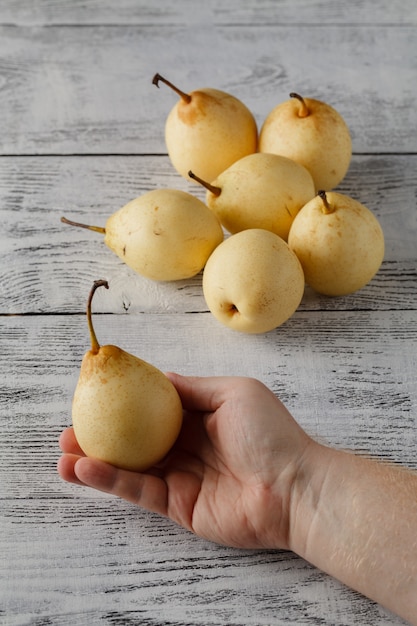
[290,442,417,624]
[58,374,417,624]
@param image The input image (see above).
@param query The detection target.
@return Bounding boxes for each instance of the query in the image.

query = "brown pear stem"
[152,73,192,104]
[318,190,335,214]
[188,170,221,196]
[289,92,310,118]
[61,216,106,234]
[87,280,109,354]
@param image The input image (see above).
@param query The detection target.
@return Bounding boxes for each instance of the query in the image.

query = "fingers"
[59,427,85,456]
[57,453,85,485]
[59,455,170,518]
[166,372,246,413]
[57,424,182,518]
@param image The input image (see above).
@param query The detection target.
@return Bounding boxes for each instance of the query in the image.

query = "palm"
[58,375,309,551]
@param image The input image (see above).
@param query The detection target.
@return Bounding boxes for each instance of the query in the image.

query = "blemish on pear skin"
[178,92,209,125]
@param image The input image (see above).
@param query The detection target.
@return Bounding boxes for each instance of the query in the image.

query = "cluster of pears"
[64,74,385,472]
[153,74,384,328]
[63,74,384,335]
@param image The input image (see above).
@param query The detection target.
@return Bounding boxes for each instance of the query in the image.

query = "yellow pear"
[71,280,183,472]
[202,229,305,334]
[153,73,258,182]
[62,189,223,281]
[288,191,385,296]
[259,93,352,191]
[189,152,315,241]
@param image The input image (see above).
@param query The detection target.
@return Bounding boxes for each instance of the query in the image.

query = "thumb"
[165,372,241,413]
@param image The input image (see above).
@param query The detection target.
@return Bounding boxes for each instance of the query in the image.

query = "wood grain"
[0,2,416,625]
[0,494,399,626]
[0,154,416,315]
[0,23,415,155]
[1,311,415,624]
[1,311,416,472]
[0,0,416,26]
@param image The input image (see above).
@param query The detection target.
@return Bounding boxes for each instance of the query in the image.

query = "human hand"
[58,374,417,622]
[58,374,313,550]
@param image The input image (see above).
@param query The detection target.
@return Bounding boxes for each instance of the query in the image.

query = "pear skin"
[288,191,385,296]
[62,188,224,282]
[153,73,258,182]
[259,93,352,191]
[190,153,315,241]
[72,280,183,472]
[104,189,223,281]
[202,229,305,334]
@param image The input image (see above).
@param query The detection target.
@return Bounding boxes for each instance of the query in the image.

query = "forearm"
[289,442,417,624]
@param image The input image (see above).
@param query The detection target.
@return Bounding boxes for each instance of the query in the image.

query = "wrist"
[287,440,338,560]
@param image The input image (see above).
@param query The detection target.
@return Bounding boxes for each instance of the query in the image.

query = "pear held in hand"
[259,93,352,191]
[288,191,385,296]
[71,280,183,472]
[153,73,258,183]
[61,189,223,281]
[203,229,305,334]
[189,152,315,241]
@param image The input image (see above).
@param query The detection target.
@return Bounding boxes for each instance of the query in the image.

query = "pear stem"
[152,73,192,104]
[87,280,109,354]
[61,216,106,234]
[318,190,335,214]
[188,170,221,196]
[289,92,310,118]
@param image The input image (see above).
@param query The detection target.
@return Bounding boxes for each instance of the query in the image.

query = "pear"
[202,229,305,334]
[189,152,315,241]
[259,93,352,191]
[61,189,223,281]
[71,280,183,472]
[153,73,258,183]
[288,191,385,296]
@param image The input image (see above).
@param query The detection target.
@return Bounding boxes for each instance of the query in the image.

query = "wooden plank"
[1,496,407,626]
[0,154,415,315]
[0,3,415,624]
[0,24,415,154]
[1,310,416,481]
[2,494,406,626]
[0,311,414,624]
[0,0,415,26]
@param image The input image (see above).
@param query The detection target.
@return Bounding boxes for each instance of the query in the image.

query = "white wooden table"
[1,2,416,624]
